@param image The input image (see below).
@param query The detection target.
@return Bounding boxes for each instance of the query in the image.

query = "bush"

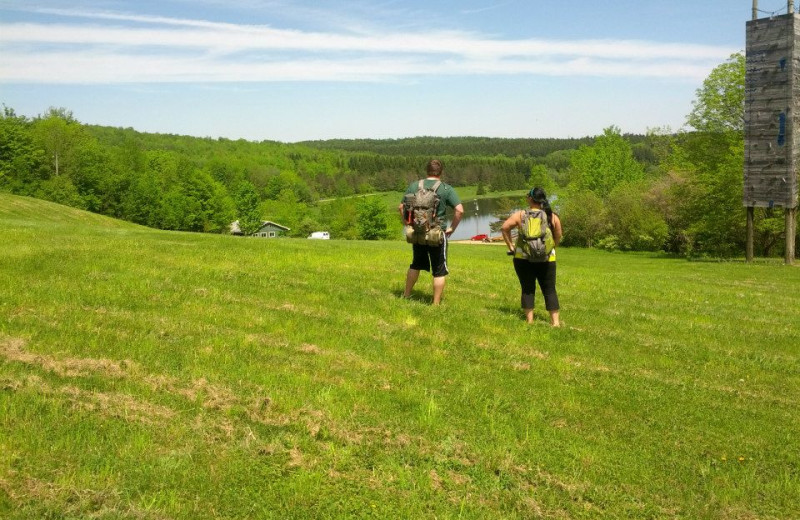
[560,190,606,247]
[605,182,668,251]
[37,176,86,209]
[596,235,620,251]
[356,196,391,240]
[666,132,744,257]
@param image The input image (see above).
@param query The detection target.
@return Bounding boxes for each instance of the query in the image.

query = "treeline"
[302,135,663,191]
[1,105,634,238]
[299,136,600,158]
[554,53,797,258]
[478,52,791,258]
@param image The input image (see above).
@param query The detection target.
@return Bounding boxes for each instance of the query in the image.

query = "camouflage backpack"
[403,179,443,245]
[519,208,555,261]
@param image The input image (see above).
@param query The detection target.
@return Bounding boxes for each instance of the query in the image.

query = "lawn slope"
[1,193,798,519]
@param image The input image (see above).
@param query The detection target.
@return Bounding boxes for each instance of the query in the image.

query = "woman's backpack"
[519,209,555,261]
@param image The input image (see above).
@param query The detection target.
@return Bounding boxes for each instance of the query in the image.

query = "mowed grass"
[0,193,798,519]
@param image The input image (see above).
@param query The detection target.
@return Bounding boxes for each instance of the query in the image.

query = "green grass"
[1,192,798,519]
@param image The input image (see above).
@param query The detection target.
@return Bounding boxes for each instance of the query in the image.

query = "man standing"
[399,159,464,305]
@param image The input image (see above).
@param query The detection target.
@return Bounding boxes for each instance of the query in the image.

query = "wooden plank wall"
[744,14,799,209]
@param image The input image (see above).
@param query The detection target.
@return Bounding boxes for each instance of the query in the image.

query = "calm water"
[444,194,560,240]
[446,197,521,241]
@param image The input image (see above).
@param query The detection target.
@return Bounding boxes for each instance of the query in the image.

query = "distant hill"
[297,135,606,158]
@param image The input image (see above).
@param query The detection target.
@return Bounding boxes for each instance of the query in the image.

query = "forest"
[0,52,795,257]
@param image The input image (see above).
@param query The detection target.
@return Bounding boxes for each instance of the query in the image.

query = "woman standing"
[501,187,562,326]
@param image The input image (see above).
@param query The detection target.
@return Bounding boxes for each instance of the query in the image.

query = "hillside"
[1,193,798,519]
[297,135,602,157]
[0,192,141,229]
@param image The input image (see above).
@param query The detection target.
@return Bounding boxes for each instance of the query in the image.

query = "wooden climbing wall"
[744,13,799,209]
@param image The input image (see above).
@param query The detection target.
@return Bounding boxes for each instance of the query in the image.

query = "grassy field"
[1,192,798,519]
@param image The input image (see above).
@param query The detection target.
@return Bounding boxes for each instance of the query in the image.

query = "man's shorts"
[410,239,449,277]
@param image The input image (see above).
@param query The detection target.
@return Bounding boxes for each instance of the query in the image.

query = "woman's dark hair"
[528,187,553,223]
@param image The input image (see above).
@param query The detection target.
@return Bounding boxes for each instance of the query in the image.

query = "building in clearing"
[230,220,290,238]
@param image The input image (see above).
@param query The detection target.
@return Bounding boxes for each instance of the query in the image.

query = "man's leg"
[430,238,449,305]
[405,243,429,299]
[432,276,446,305]
[404,268,421,298]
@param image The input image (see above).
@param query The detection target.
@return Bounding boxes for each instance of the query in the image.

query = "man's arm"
[446,203,464,236]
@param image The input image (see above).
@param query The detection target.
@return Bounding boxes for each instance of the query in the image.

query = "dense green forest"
[299,136,598,157]
[0,106,627,239]
[1,52,796,256]
[299,135,660,169]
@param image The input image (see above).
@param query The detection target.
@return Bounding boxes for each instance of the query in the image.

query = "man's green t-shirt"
[402,178,461,221]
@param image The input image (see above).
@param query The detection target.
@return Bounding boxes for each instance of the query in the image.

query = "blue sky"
[0,1,765,142]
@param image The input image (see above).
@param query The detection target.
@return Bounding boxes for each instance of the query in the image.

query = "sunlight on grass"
[1,193,798,518]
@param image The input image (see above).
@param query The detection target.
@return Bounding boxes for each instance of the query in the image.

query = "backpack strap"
[418,179,425,191]
[429,180,442,223]
[520,209,531,228]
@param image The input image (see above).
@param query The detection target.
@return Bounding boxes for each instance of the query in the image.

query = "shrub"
[606,182,667,251]
[560,190,606,247]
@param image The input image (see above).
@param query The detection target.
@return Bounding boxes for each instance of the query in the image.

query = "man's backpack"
[519,208,555,261]
[403,179,443,245]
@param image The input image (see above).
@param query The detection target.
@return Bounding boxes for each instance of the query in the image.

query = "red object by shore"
[470,234,488,241]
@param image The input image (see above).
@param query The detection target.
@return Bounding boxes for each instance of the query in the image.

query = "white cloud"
[0,9,736,84]
[461,1,518,16]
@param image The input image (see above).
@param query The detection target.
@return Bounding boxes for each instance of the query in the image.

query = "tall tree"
[31,107,82,178]
[0,106,45,195]
[234,181,262,235]
[528,164,555,193]
[667,52,747,257]
[569,126,644,197]
[686,52,745,133]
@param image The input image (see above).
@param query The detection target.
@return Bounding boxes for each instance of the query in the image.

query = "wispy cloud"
[0,8,736,84]
[461,1,517,16]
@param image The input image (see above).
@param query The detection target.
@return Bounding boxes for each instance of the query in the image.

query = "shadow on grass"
[496,304,559,325]
[391,289,432,304]
[497,304,527,323]
[685,256,793,265]
[597,249,793,265]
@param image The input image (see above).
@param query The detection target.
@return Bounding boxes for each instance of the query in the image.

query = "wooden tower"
[745,1,799,264]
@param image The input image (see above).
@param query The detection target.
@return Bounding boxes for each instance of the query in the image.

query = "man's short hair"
[426,159,443,176]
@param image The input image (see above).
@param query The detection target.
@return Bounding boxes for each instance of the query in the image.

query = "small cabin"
[230,220,290,238]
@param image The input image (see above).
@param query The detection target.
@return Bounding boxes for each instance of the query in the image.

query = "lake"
[446,196,524,241]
